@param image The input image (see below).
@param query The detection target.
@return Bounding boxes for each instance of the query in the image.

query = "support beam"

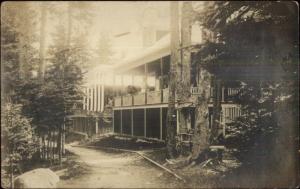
[112,110,115,133]
[95,117,99,135]
[92,87,95,112]
[160,58,164,103]
[120,110,123,134]
[87,88,90,111]
[145,63,148,104]
[83,87,86,110]
[101,84,104,112]
[176,110,179,134]
[160,107,163,140]
[144,109,147,137]
[131,109,134,136]
[121,75,124,106]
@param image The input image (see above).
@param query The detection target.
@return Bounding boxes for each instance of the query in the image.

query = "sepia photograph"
[1,1,299,188]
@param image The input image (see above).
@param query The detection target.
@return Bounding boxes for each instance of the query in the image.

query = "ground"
[57,145,184,188]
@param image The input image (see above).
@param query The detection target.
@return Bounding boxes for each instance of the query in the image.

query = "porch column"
[144,109,147,137]
[87,88,90,111]
[176,109,179,134]
[160,107,163,140]
[91,86,94,112]
[121,75,124,106]
[83,87,86,110]
[95,117,99,135]
[160,57,163,103]
[144,64,148,104]
[131,74,134,105]
[112,110,115,133]
[120,110,123,134]
[131,109,134,136]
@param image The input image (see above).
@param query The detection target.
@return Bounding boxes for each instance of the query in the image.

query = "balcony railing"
[114,96,122,107]
[114,87,240,107]
[123,95,133,106]
[147,91,161,104]
[191,87,239,102]
[133,93,145,105]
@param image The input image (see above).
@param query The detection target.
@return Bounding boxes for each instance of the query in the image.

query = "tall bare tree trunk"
[211,78,222,141]
[41,135,45,160]
[57,126,62,165]
[47,131,51,160]
[67,3,72,48]
[166,1,180,159]
[38,3,47,82]
[177,2,193,134]
[191,68,212,159]
[62,123,65,155]
[179,2,192,99]
[18,35,25,79]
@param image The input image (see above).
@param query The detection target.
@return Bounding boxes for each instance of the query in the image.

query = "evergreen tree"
[1,103,36,188]
[193,1,298,186]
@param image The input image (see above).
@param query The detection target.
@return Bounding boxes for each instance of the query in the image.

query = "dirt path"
[57,145,183,188]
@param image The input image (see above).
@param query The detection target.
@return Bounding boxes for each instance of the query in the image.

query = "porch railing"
[133,93,145,105]
[114,96,122,107]
[122,95,133,106]
[114,87,240,107]
[147,91,161,104]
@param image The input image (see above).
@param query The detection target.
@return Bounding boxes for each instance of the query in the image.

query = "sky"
[88,2,170,51]
[34,1,171,63]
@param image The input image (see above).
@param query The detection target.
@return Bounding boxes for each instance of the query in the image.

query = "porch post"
[95,117,98,135]
[132,74,134,105]
[144,108,147,137]
[120,110,123,134]
[121,75,124,106]
[131,109,134,136]
[160,107,163,140]
[144,63,148,104]
[112,110,115,133]
[176,109,179,134]
[160,57,163,103]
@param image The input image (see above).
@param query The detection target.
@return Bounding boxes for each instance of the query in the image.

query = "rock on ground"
[14,168,59,188]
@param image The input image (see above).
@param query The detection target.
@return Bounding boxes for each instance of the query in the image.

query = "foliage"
[46,19,85,126]
[126,85,141,95]
[1,2,38,99]
[194,1,299,174]
[194,1,298,65]
[1,103,37,175]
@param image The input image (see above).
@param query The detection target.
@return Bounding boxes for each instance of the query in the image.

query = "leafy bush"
[1,103,37,186]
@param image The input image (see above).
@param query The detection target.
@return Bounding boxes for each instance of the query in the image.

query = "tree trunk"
[166,1,180,159]
[179,1,192,100]
[191,67,212,159]
[10,155,13,189]
[17,34,25,79]
[67,3,72,48]
[38,3,47,82]
[42,135,45,160]
[62,123,65,155]
[211,78,222,142]
[47,131,51,161]
[57,127,62,165]
[51,131,55,162]
[177,2,193,134]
